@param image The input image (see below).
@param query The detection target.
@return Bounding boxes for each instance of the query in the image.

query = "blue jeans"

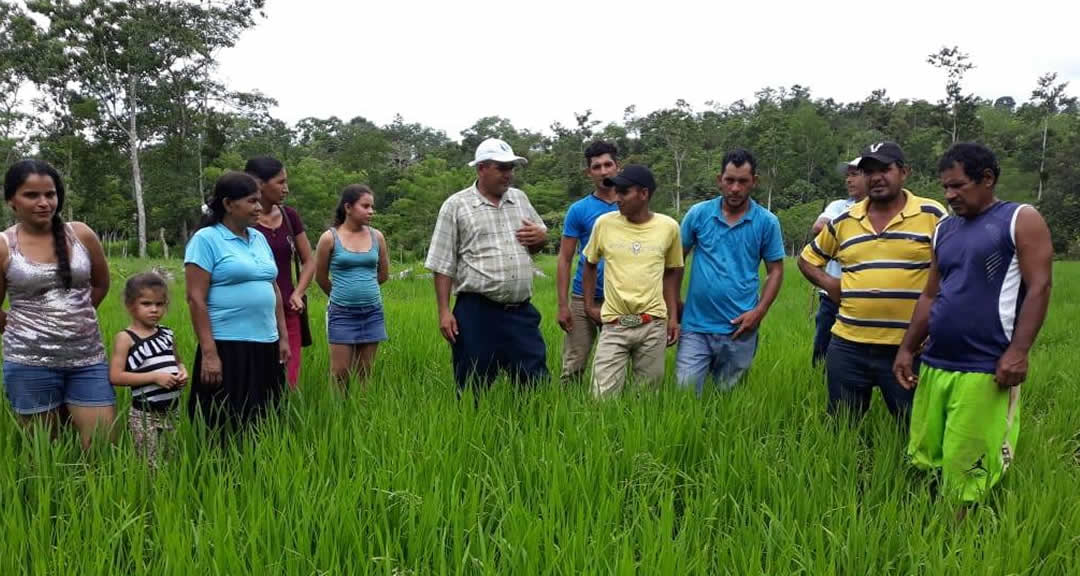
[676,331,759,394]
[825,336,914,419]
[3,361,113,415]
[813,294,839,366]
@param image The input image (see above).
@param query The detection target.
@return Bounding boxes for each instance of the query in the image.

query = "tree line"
[2,1,1079,260]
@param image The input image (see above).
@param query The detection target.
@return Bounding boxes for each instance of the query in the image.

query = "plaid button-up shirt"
[425,184,546,303]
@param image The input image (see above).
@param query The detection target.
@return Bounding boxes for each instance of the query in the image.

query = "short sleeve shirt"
[819,198,857,279]
[583,212,683,322]
[563,193,618,299]
[253,205,305,308]
[680,199,785,334]
[800,190,946,346]
[424,185,546,303]
[184,224,279,343]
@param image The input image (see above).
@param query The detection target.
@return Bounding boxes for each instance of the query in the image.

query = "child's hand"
[153,372,179,389]
[175,367,189,388]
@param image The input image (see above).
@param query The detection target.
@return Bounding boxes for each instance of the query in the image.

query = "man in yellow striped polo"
[798,141,946,420]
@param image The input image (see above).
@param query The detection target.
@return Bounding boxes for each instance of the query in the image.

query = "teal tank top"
[329,227,382,308]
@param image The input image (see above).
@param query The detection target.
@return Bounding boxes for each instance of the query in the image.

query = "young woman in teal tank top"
[314,185,389,390]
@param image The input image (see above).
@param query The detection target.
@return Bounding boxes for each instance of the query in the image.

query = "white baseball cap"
[468,138,528,167]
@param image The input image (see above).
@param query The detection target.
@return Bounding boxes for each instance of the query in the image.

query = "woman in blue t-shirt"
[184,172,288,429]
[314,185,389,391]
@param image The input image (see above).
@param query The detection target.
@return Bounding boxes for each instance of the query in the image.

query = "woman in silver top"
[1,160,113,450]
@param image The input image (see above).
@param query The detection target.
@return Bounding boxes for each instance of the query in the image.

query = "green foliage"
[1,259,1078,573]
[288,157,367,244]
[2,18,1078,258]
[776,199,829,255]
[379,157,473,261]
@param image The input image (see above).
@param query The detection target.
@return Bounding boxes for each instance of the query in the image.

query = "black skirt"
[187,340,285,430]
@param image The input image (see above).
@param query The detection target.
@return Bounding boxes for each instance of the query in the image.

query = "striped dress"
[126,326,181,411]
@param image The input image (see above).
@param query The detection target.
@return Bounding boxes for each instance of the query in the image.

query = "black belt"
[458,292,530,310]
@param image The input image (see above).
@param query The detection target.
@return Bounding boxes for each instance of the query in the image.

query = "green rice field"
[1,257,1077,575]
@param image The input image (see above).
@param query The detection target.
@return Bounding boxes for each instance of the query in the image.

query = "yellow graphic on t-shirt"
[583,212,683,322]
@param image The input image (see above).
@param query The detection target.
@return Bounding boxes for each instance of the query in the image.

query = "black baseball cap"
[604,164,656,192]
[858,141,905,167]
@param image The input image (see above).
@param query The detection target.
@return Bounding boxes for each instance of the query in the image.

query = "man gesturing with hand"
[425,138,550,392]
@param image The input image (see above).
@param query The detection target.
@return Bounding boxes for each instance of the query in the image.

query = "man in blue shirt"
[556,140,620,382]
[894,143,1053,505]
[677,149,786,393]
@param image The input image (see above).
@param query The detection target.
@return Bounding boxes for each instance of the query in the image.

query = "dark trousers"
[188,340,285,432]
[825,336,914,420]
[812,294,839,366]
[452,292,549,391]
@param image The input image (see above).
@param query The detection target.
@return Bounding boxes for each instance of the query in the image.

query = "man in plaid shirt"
[425,138,550,391]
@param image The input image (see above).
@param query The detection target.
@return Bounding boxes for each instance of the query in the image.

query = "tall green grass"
[1,257,1077,575]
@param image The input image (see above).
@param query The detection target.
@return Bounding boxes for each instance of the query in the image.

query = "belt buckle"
[618,314,643,328]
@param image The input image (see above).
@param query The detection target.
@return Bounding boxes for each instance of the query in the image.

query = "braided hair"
[4,159,72,289]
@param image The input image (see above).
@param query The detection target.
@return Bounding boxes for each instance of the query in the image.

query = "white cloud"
[216,0,1080,139]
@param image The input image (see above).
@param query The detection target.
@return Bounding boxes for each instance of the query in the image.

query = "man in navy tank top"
[894,143,1053,505]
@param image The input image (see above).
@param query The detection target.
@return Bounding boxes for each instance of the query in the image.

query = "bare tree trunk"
[1038,116,1048,201]
[805,143,813,203]
[767,166,776,211]
[128,75,147,258]
[806,145,812,183]
[159,227,169,259]
[197,112,205,202]
[673,151,682,215]
[951,107,958,143]
[66,143,74,222]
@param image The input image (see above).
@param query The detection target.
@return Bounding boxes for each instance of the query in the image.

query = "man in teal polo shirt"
[677,148,785,393]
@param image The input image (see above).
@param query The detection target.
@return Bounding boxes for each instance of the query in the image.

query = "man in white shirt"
[810,157,867,365]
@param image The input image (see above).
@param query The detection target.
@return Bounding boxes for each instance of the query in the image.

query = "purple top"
[922,202,1027,373]
[254,205,305,312]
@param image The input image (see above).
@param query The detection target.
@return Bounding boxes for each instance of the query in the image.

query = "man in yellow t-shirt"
[582,164,683,397]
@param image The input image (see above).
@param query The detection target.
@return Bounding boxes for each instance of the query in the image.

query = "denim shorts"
[327,303,388,345]
[3,361,114,415]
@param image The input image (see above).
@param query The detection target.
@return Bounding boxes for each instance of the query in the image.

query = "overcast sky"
[216,0,1080,140]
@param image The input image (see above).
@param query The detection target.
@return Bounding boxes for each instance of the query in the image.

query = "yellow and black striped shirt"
[800,190,945,345]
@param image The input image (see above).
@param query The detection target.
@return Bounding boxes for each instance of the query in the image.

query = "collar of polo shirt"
[848,189,919,220]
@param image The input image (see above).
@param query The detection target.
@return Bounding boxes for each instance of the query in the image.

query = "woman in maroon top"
[246,156,315,388]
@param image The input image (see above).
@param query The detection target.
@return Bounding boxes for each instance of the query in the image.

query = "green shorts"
[907,365,1021,502]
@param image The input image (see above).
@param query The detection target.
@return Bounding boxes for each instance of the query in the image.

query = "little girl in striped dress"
[108,272,187,465]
